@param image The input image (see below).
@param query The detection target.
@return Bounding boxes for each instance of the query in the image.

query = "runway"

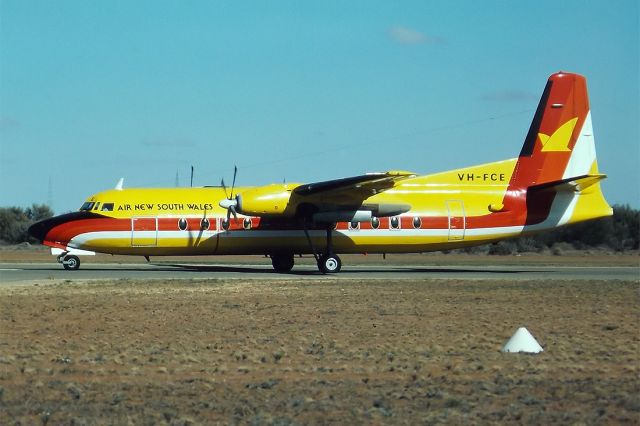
[1,261,638,284]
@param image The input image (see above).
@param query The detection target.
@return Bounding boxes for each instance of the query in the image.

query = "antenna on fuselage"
[115,178,124,191]
[190,165,194,187]
[175,169,180,187]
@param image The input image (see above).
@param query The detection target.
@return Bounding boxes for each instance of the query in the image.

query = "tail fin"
[513,72,598,187]
[509,72,612,225]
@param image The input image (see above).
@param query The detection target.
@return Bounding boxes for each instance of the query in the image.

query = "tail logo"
[539,117,578,152]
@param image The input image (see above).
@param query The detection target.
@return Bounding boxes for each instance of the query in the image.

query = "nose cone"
[28,211,101,246]
[28,219,52,242]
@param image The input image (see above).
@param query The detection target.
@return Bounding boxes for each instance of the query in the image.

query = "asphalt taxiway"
[0,262,637,284]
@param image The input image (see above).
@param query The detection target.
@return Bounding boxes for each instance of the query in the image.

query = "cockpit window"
[101,203,114,212]
[80,202,95,211]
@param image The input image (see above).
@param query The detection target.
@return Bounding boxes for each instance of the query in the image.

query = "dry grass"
[0,278,638,424]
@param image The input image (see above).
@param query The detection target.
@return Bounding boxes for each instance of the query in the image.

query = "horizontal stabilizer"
[529,174,606,193]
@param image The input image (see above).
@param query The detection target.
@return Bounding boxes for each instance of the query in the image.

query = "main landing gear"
[270,252,342,274]
[311,224,342,274]
[271,253,295,273]
[317,253,342,274]
[270,223,342,274]
[57,253,81,270]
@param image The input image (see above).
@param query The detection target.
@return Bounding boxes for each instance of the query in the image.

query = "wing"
[232,170,416,219]
[292,170,416,220]
[294,170,416,200]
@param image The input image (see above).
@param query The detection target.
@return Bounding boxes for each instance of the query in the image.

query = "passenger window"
[390,216,400,230]
[371,217,380,229]
[413,217,422,229]
[178,218,188,231]
[349,221,360,230]
[201,218,210,230]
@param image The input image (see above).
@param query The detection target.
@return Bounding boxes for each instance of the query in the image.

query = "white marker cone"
[501,327,544,353]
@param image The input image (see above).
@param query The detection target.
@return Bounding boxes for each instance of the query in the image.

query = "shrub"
[0,204,53,245]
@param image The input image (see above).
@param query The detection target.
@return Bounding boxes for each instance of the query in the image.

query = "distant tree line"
[0,204,54,245]
[0,204,637,252]
[461,204,639,254]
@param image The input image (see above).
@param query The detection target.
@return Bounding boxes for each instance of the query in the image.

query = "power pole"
[47,176,54,212]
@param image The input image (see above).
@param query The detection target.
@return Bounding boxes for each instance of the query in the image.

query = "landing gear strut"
[303,222,342,274]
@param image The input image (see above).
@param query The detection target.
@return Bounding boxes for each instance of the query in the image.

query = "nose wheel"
[59,254,81,270]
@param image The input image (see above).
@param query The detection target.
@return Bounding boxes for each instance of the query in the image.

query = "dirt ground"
[0,275,638,424]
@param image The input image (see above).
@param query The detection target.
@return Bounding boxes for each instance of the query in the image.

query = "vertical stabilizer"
[512,72,594,188]
[504,72,612,227]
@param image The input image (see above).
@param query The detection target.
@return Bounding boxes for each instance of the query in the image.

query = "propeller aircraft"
[29,72,612,273]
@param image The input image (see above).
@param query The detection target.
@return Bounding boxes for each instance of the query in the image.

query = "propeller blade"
[230,165,238,199]
[220,167,240,226]
[221,178,229,199]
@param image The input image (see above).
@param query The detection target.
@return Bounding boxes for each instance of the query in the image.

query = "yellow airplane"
[29,72,612,273]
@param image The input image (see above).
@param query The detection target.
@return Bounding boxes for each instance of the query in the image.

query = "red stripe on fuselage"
[43,205,544,249]
[43,217,130,245]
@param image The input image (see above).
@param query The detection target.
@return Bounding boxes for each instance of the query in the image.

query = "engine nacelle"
[236,184,294,216]
[312,210,372,223]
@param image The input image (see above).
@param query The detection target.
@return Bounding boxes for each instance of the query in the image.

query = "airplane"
[28,72,612,273]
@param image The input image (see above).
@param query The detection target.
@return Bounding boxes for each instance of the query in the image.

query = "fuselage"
[28,157,611,257]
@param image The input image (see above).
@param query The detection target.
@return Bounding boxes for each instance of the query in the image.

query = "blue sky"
[1,0,638,213]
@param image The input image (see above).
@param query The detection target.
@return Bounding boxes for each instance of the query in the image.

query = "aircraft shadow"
[30,264,533,275]
[159,264,319,275]
[159,264,531,275]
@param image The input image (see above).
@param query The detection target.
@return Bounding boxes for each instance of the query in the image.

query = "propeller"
[219,166,239,223]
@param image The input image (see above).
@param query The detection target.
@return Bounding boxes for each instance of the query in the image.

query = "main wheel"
[317,254,341,274]
[271,253,295,273]
[62,255,80,270]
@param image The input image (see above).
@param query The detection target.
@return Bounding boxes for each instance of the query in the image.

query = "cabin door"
[446,200,466,241]
[131,217,158,247]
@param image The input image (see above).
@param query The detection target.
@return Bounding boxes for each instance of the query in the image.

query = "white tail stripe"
[563,111,597,179]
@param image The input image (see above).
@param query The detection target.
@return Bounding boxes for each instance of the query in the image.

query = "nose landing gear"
[57,253,81,270]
